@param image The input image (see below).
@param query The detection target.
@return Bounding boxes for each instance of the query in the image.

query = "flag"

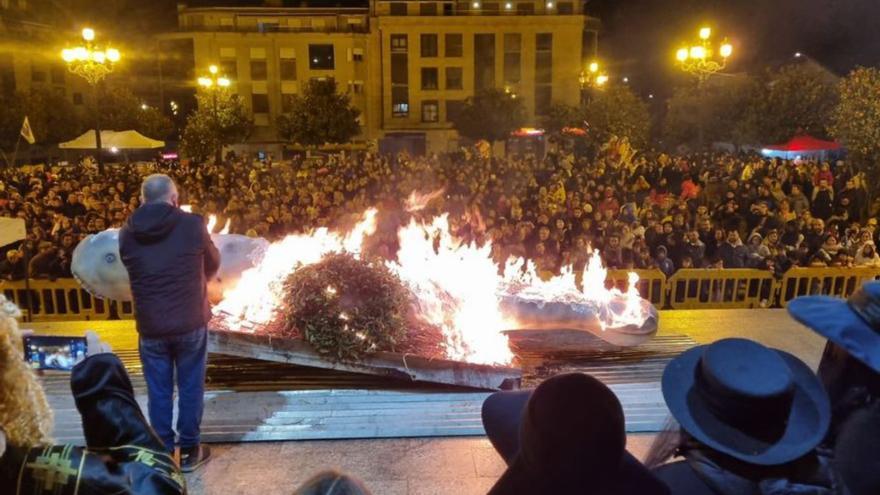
[0,217,26,248]
[20,117,35,145]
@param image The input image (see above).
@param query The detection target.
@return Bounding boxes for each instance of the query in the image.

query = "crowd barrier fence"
[4,267,880,322]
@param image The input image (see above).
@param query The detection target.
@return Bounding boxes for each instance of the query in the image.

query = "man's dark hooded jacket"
[120,203,220,338]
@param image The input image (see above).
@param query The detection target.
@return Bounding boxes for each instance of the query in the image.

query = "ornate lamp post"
[675,26,733,85]
[61,28,120,172]
[675,26,733,146]
[578,60,609,104]
[197,65,231,164]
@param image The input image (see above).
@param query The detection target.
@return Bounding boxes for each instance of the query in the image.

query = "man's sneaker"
[180,444,211,473]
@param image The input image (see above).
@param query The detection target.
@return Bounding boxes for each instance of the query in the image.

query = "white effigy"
[71,229,268,302]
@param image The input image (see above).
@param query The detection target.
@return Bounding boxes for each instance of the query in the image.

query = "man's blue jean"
[138,327,207,453]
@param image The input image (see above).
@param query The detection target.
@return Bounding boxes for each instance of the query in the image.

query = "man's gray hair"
[140,174,178,204]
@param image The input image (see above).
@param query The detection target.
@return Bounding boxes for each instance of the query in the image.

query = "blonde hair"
[0,296,53,447]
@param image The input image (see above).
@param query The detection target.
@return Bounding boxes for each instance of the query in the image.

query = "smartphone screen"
[23,336,88,371]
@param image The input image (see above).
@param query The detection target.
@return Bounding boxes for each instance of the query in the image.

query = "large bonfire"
[211,193,653,366]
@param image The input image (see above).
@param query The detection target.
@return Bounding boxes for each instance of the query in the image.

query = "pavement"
[25,309,827,494]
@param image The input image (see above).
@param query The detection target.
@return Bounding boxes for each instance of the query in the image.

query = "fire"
[212,202,650,366]
[181,205,230,234]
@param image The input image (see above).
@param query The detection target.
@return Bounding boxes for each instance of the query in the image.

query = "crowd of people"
[2,143,879,283]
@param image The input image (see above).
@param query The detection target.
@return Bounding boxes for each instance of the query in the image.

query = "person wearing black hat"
[787,281,880,444]
[481,372,669,495]
[645,338,842,495]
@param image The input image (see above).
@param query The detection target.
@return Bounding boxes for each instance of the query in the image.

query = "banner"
[20,116,35,145]
[0,217,26,248]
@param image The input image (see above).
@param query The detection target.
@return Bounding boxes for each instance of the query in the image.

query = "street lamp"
[61,27,121,172]
[675,25,733,147]
[197,65,232,164]
[675,26,733,84]
[579,60,610,90]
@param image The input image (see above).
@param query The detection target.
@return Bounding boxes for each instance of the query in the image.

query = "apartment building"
[167,0,598,154]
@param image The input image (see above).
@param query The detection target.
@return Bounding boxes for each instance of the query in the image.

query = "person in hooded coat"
[120,174,220,472]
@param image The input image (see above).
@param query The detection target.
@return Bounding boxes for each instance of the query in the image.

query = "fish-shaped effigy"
[71,229,269,303]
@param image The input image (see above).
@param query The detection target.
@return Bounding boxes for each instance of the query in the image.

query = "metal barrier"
[778,267,880,307]
[666,269,777,309]
[4,267,880,321]
[606,269,668,308]
[0,278,134,322]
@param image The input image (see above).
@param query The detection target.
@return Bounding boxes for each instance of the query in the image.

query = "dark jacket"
[120,203,220,338]
[653,448,843,495]
[0,353,185,494]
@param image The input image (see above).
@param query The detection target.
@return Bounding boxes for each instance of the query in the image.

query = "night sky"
[51,0,880,96]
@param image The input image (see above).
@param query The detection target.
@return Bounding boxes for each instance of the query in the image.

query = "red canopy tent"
[762,135,842,159]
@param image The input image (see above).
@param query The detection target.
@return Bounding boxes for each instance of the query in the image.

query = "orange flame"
[213,202,650,366]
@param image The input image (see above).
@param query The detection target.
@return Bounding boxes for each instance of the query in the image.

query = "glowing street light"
[675,25,733,84]
[61,27,121,172]
[197,65,234,164]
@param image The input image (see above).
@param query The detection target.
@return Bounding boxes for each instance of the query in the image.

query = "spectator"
[0,297,185,494]
[0,249,25,280]
[647,338,838,494]
[482,373,669,494]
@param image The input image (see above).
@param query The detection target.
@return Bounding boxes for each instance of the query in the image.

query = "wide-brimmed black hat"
[484,373,669,495]
[787,281,880,373]
[662,338,830,466]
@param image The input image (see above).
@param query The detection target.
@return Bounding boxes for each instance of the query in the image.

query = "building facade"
[0,0,87,104]
[166,0,599,154]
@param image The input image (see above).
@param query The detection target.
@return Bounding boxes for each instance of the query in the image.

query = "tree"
[276,79,361,146]
[540,103,581,138]
[582,86,650,149]
[87,84,173,139]
[663,78,754,148]
[829,67,880,190]
[451,88,526,144]
[0,89,83,153]
[180,89,252,163]
[737,64,837,144]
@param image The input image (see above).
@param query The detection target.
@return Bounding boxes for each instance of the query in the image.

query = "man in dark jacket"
[120,174,219,472]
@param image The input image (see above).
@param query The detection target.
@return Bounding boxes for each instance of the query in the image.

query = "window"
[446,99,465,122]
[535,33,552,116]
[280,58,297,80]
[422,100,439,122]
[474,33,495,91]
[482,2,499,13]
[557,2,573,14]
[390,2,407,15]
[391,34,408,52]
[50,66,65,84]
[503,33,521,85]
[516,2,534,14]
[419,3,437,15]
[445,33,463,57]
[420,34,438,57]
[250,60,267,80]
[72,92,84,105]
[421,68,439,90]
[348,80,364,94]
[536,32,553,51]
[220,59,237,79]
[445,67,463,89]
[391,53,408,84]
[31,67,46,83]
[281,94,296,113]
[252,93,269,113]
[308,44,334,70]
[443,3,453,15]
[392,86,409,117]
[352,49,364,62]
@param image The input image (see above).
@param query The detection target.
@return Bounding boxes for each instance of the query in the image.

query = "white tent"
[59,130,164,150]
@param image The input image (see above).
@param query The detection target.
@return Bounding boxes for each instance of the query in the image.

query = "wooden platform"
[208,329,522,391]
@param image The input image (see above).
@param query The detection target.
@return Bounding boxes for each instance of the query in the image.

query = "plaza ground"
[29,309,826,495]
